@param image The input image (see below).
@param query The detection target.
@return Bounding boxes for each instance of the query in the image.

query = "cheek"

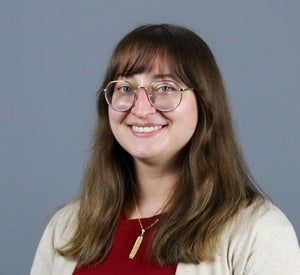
[190,104,198,129]
[108,108,129,141]
[108,108,126,126]
[179,95,198,130]
[179,96,198,141]
[164,101,198,142]
[185,108,198,138]
[188,94,199,125]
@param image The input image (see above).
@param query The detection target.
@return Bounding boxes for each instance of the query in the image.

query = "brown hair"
[58,24,264,265]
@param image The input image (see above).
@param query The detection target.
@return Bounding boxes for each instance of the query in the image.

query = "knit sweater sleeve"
[175,201,300,275]
[243,208,300,274]
[30,202,79,275]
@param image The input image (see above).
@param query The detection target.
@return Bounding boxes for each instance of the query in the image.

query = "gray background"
[1,0,299,274]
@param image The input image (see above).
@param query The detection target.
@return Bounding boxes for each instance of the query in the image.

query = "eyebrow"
[152,73,174,79]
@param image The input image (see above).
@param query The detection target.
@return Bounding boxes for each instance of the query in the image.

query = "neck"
[127,159,179,219]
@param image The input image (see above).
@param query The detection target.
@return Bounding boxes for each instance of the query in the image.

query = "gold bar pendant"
[129,235,143,259]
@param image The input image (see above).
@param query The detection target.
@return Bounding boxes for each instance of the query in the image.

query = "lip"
[128,123,166,136]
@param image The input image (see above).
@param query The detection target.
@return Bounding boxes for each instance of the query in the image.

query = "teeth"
[132,125,162,133]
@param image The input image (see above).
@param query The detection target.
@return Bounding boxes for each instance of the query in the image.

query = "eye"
[159,85,174,92]
[153,81,178,94]
[115,83,133,93]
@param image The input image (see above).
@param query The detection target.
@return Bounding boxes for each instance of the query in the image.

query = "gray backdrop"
[1,1,299,274]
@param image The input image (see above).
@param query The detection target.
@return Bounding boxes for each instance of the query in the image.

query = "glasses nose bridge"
[135,85,149,94]
[131,85,155,110]
[133,85,151,100]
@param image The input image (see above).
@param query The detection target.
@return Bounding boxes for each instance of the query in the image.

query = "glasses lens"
[104,81,135,111]
[149,80,182,111]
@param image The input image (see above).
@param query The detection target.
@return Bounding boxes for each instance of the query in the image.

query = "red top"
[73,213,177,275]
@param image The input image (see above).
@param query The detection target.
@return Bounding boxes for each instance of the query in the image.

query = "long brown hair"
[58,24,264,265]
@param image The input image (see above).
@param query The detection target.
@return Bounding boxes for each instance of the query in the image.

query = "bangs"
[113,40,171,77]
[108,25,190,83]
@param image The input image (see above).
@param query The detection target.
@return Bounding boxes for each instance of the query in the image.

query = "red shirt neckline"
[73,213,176,275]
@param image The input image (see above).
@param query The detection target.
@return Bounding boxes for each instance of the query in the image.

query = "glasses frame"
[103,79,193,112]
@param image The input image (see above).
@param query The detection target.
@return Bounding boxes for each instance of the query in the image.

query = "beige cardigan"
[31,201,300,275]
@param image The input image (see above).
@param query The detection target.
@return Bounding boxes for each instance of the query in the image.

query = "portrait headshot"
[1,1,299,274]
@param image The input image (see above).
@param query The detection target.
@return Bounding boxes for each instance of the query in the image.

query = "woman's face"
[108,63,198,168]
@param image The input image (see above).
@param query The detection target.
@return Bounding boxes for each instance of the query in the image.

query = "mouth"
[131,125,164,133]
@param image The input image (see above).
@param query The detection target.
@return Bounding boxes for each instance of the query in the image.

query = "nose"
[130,88,156,117]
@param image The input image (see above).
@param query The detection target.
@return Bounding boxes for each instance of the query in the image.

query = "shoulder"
[226,199,298,247]
[177,201,300,275]
[236,200,292,230]
[230,200,297,241]
[222,199,300,274]
[30,201,80,275]
[50,200,79,225]
[46,200,80,247]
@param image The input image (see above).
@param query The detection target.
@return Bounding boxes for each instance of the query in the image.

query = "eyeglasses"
[103,79,193,112]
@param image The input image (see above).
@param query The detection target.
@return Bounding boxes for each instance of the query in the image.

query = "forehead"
[128,59,169,75]
[110,40,190,86]
[116,53,171,76]
[117,59,184,84]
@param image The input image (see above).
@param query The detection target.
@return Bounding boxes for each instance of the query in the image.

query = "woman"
[31,24,300,274]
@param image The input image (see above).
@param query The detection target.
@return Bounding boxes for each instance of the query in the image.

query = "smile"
[132,125,163,133]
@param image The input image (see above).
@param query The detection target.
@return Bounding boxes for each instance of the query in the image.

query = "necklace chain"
[128,197,159,259]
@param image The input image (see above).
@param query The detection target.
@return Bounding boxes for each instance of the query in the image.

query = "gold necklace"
[128,199,159,259]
